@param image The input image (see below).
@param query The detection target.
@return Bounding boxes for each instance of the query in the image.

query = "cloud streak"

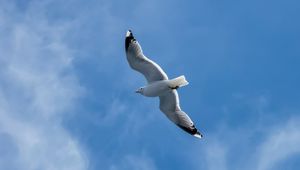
[257,117,300,170]
[0,1,88,169]
[197,94,300,170]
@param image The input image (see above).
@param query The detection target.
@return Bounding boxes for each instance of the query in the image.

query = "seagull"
[125,30,203,139]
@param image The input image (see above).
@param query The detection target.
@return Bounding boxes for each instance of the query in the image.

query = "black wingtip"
[125,30,135,51]
[178,124,203,138]
[194,131,203,139]
[126,30,133,37]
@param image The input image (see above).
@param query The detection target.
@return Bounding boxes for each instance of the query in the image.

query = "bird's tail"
[169,75,189,89]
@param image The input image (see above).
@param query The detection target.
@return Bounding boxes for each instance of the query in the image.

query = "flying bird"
[125,30,203,139]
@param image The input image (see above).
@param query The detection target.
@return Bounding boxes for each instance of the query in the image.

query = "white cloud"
[196,95,300,170]
[109,154,157,170]
[204,141,228,170]
[257,118,300,170]
[0,1,88,170]
[199,116,300,170]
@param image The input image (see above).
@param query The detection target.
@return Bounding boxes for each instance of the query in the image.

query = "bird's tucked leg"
[170,86,179,90]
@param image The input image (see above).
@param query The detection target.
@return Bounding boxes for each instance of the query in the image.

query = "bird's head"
[135,87,144,94]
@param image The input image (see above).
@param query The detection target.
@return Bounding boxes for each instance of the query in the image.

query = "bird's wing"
[159,90,190,125]
[125,30,168,83]
[159,90,203,138]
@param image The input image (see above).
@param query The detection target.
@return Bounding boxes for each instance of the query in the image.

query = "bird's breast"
[142,81,170,97]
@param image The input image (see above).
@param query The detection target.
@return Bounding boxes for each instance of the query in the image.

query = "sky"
[0,0,300,170]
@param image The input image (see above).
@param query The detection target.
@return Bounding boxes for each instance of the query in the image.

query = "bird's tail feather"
[169,75,189,88]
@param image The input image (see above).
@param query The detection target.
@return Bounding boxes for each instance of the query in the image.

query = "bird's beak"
[135,88,142,93]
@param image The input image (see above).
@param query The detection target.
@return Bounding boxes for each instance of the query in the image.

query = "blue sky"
[0,0,300,169]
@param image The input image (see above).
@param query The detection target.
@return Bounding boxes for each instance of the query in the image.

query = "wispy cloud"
[204,140,228,170]
[196,116,300,170]
[197,94,300,170]
[0,1,87,169]
[257,117,300,170]
[109,153,157,170]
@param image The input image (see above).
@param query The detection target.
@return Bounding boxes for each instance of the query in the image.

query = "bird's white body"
[125,30,203,139]
[140,80,170,97]
[138,76,189,97]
